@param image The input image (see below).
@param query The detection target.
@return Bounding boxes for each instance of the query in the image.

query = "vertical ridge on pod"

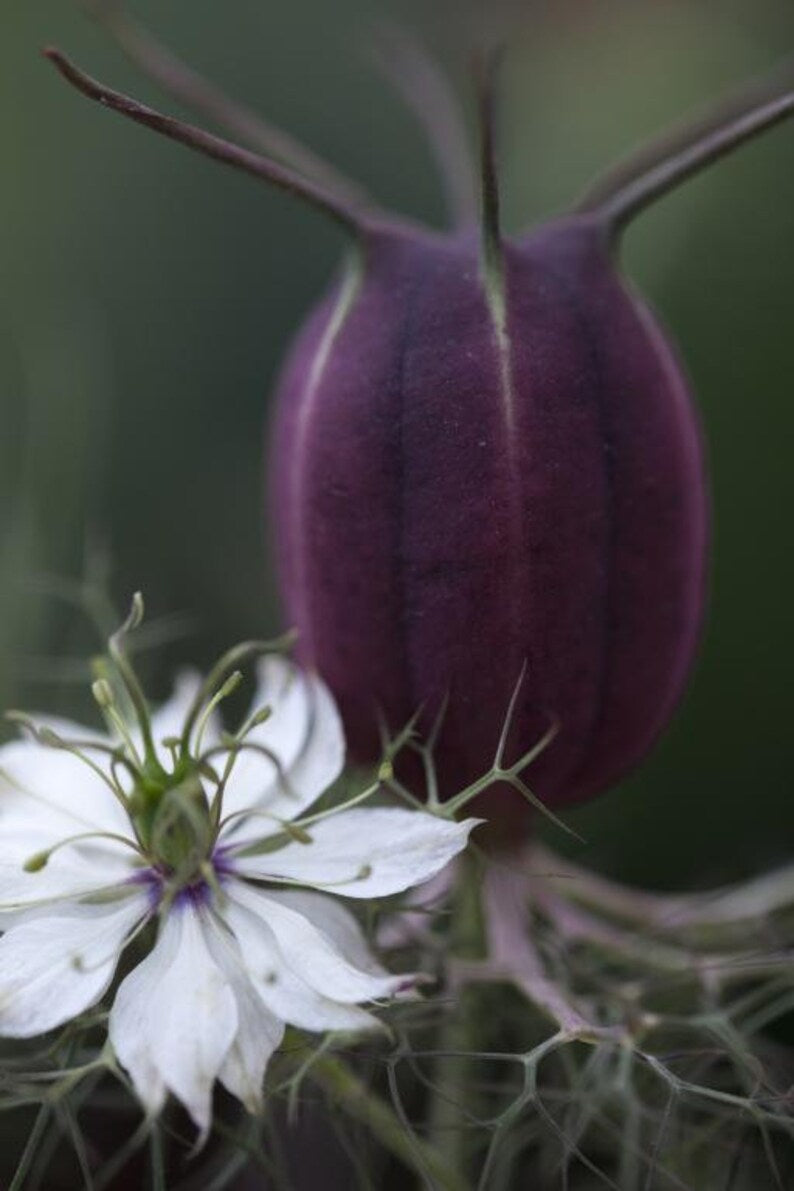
[280,250,366,663]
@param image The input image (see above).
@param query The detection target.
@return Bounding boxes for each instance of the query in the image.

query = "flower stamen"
[193,669,243,757]
[92,678,146,775]
[179,632,295,752]
[107,593,160,766]
[23,830,144,873]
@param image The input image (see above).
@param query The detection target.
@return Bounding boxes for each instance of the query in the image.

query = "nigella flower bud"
[46,27,794,829]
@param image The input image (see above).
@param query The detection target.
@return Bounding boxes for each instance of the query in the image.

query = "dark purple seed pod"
[46,29,794,833]
[270,213,709,828]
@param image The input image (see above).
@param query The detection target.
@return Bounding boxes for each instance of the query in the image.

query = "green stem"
[309,1054,470,1191]
[9,1105,51,1191]
[428,853,485,1180]
[427,994,476,1181]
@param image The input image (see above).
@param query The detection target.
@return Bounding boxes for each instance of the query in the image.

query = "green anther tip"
[285,823,313,845]
[92,678,115,709]
[23,850,50,873]
[5,709,37,729]
[218,670,244,698]
[130,591,145,628]
[248,706,273,729]
[37,728,66,748]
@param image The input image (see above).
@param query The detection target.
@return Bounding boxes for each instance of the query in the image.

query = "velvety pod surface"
[271,217,709,819]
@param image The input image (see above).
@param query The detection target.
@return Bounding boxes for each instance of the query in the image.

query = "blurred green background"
[1,0,792,888]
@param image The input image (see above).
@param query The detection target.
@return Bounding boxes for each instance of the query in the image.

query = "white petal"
[0,736,130,843]
[110,904,237,1134]
[220,658,344,829]
[228,882,405,1005]
[233,808,479,898]
[222,897,382,1034]
[203,918,284,1112]
[247,656,322,765]
[267,889,385,974]
[0,893,149,1037]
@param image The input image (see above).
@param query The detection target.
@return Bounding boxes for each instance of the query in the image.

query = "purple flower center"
[128,867,164,910]
[172,879,213,910]
[211,844,236,879]
[128,847,234,910]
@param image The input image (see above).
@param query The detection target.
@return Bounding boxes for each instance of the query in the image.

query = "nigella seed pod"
[270,215,708,827]
[47,22,794,831]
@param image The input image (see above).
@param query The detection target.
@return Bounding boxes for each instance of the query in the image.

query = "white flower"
[0,637,477,1137]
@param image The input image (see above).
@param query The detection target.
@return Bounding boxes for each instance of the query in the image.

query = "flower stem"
[427,853,486,1180]
[427,995,476,1182]
[9,1105,51,1191]
[309,1054,471,1191]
